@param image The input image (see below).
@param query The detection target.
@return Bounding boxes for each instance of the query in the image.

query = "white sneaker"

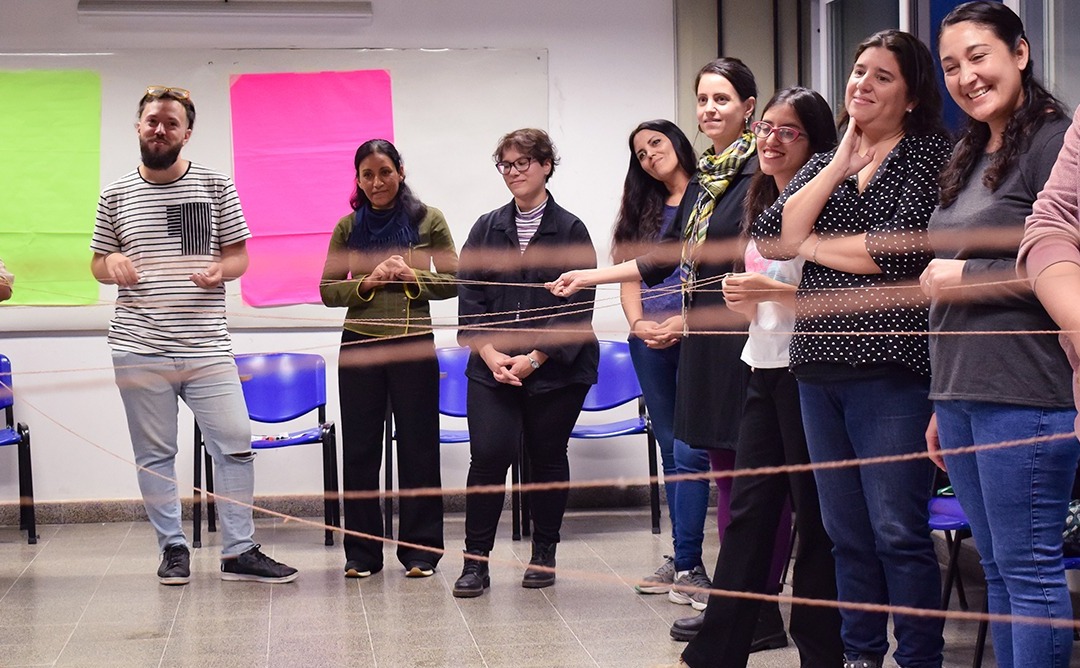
[668,565,711,611]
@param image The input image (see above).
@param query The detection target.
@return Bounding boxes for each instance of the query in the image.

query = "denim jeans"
[936,400,1080,668]
[673,437,713,571]
[799,373,943,668]
[628,337,680,546]
[113,352,256,558]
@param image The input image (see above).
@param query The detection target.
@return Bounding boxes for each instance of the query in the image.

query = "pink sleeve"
[1019,105,1080,282]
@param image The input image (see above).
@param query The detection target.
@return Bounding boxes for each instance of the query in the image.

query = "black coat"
[636,159,756,449]
[457,194,599,394]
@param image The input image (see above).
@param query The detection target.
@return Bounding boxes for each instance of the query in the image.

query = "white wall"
[0,0,678,504]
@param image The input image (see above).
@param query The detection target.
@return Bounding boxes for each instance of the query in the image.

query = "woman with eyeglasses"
[320,138,458,580]
[673,87,843,668]
[928,4,1077,666]
[548,57,763,614]
[753,31,951,668]
[452,128,598,598]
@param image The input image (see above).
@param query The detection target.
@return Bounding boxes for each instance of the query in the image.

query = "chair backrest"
[0,354,12,410]
[0,354,13,425]
[236,352,327,423]
[436,346,470,418]
[581,340,643,411]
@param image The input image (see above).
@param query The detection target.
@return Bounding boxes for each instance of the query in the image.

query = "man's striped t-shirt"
[90,163,251,357]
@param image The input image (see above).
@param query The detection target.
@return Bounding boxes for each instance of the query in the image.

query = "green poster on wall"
[0,70,101,306]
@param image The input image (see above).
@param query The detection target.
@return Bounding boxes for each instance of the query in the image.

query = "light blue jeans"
[113,352,256,558]
[936,399,1080,668]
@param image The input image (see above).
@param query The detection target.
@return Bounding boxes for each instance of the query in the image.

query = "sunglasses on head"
[144,86,191,101]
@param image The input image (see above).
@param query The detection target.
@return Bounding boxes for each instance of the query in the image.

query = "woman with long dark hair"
[320,138,458,579]
[675,86,843,668]
[928,3,1078,666]
[753,31,951,668]
[612,120,714,597]
[548,57,762,613]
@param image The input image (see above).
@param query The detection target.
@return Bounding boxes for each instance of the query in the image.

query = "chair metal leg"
[940,529,969,611]
[383,400,394,539]
[972,596,988,668]
[521,447,531,539]
[645,424,661,534]
[321,429,337,546]
[193,423,203,548]
[330,424,341,530]
[511,446,522,541]
[17,424,36,545]
[205,449,216,534]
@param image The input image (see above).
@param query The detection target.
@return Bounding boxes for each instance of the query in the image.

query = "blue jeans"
[113,352,256,558]
[629,337,680,545]
[936,400,1080,668]
[799,373,943,668]
[672,437,713,571]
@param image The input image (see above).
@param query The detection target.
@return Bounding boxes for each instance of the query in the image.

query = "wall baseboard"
[0,485,663,527]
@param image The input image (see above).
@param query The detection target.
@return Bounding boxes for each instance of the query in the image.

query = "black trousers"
[463,379,590,551]
[338,331,444,569]
[682,367,843,668]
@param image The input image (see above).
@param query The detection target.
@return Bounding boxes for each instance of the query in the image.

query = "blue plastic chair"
[381,346,529,540]
[929,492,972,611]
[569,340,661,534]
[194,352,340,547]
[0,355,36,544]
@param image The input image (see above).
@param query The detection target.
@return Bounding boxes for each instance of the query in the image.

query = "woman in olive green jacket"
[320,139,457,580]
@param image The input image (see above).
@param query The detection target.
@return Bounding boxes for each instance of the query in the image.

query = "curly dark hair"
[349,139,427,224]
[742,87,838,235]
[937,1,1067,208]
[611,120,696,263]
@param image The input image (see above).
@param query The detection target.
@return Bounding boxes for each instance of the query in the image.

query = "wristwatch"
[527,354,541,370]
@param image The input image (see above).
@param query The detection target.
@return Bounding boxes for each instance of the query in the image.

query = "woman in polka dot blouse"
[753,30,951,668]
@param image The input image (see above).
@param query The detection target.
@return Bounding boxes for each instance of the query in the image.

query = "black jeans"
[463,379,590,551]
[683,367,843,668]
[338,331,444,569]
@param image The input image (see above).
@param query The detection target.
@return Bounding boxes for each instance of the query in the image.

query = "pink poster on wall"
[230,69,394,306]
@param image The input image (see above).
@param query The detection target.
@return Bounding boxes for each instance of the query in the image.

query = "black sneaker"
[404,561,435,578]
[157,544,190,586]
[220,544,298,583]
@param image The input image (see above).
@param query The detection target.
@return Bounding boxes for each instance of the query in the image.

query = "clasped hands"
[479,344,546,386]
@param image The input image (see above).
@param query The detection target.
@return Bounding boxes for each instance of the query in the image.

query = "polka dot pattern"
[753,133,952,376]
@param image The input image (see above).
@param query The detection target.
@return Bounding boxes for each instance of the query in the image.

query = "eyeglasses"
[750,120,804,144]
[495,156,535,175]
[144,86,191,101]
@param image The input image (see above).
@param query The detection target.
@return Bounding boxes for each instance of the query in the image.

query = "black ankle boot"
[749,600,788,653]
[669,611,703,641]
[452,549,489,598]
[522,542,556,588]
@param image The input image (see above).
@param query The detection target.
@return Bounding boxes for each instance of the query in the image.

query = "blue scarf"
[347,202,418,251]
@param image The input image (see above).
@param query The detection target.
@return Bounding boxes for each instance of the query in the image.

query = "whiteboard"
[0,47,548,332]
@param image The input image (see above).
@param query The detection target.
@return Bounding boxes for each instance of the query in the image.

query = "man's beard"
[140,139,182,171]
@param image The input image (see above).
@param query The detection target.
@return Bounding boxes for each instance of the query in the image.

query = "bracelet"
[630,318,645,331]
[811,236,823,264]
[526,354,541,370]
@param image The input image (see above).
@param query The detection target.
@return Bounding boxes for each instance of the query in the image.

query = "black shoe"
[220,544,298,583]
[843,657,883,668]
[522,541,557,588]
[452,550,489,598]
[157,544,190,586]
[669,604,790,649]
[749,600,789,653]
[344,560,382,579]
[404,561,435,578]
[670,610,703,641]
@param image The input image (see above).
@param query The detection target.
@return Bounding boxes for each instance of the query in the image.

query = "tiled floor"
[0,508,1013,667]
